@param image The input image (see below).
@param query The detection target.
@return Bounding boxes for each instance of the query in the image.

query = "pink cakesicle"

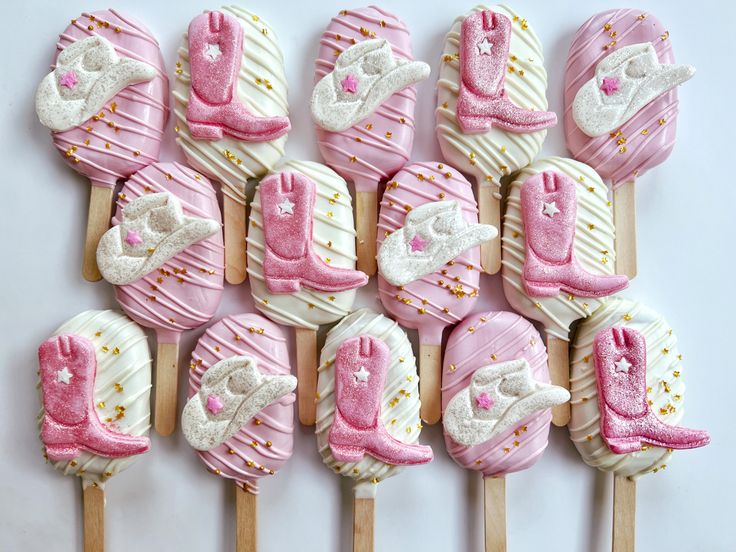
[108,162,224,435]
[564,9,695,278]
[38,10,169,281]
[313,6,425,274]
[186,314,295,493]
[377,161,491,424]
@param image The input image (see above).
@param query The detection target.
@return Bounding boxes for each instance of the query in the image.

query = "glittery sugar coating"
[520,170,628,298]
[328,335,433,465]
[260,171,368,294]
[39,334,151,461]
[572,42,694,138]
[564,9,687,186]
[593,327,710,455]
[456,9,556,134]
[186,10,290,142]
[377,162,484,345]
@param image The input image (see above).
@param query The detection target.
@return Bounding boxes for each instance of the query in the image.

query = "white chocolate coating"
[501,157,618,340]
[315,309,423,497]
[40,310,151,487]
[436,4,551,193]
[569,298,686,479]
[173,5,289,204]
[246,160,359,330]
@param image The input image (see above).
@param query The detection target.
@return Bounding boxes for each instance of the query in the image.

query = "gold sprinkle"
[97,401,106,409]
[385,131,392,139]
[112,347,120,355]
[641,129,649,136]
[101,346,109,353]
[659,118,666,125]
[400,117,405,124]
[491,354,497,361]
[662,348,670,355]
[114,383,123,393]
[623,313,632,321]
[265,441,273,447]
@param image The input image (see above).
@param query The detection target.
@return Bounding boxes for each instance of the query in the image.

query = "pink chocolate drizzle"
[442,311,552,477]
[188,314,295,494]
[111,162,224,345]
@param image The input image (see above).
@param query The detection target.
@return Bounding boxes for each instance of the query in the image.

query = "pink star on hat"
[341,74,359,94]
[206,394,224,415]
[125,230,143,246]
[409,234,427,252]
[475,392,494,410]
[600,77,620,96]
[59,70,78,89]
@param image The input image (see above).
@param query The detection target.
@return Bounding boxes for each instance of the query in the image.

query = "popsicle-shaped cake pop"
[181,313,296,550]
[311,6,430,275]
[35,10,169,282]
[96,161,224,436]
[377,161,496,424]
[502,157,628,426]
[247,160,367,425]
[316,309,432,551]
[564,9,695,278]
[38,310,151,551]
[173,6,291,284]
[442,311,569,549]
[436,5,556,274]
[569,297,709,550]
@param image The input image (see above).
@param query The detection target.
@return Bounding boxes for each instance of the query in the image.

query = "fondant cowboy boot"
[521,171,628,298]
[456,9,557,134]
[39,335,150,461]
[260,171,368,293]
[186,11,290,142]
[328,335,433,465]
[594,327,710,454]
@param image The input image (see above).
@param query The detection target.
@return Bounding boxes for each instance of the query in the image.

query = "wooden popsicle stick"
[82,186,115,282]
[353,496,375,552]
[236,485,257,552]
[295,327,317,426]
[83,483,105,552]
[154,342,179,436]
[356,191,377,276]
[612,475,636,552]
[484,476,507,552]
[613,181,637,280]
[419,344,442,425]
[478,183,501,275]
[224,194,248,285]
[546,337,570,427]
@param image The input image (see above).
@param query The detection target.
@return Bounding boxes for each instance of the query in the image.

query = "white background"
[1,1,733,551]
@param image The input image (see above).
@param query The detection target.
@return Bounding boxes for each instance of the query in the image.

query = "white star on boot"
[477,37,493,56]
[353,366,370,382]
[56,367,73,384]
[542,201,560,217]
[278,198,295,215]
[204,43,222,61]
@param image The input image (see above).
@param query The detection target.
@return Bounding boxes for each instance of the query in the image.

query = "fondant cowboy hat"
[96,192,220,285]
[311,38,430,132]
[36,35,157,132]
[572,42,695,137]
[181,355,297,451]
[443,358,569,447]
[378,200,497,287]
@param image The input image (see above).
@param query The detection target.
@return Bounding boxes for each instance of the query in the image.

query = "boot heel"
[603,436,642,455]
[329,444,365,463]
[455,114,490,134]
[188,122,224,140]
[523,281,560,297]
[45,444,80,461]
[266,279,301,293]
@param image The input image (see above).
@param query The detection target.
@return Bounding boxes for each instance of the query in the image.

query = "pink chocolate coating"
[377,162,481,344]
[314,6,418,192]
[111,162,224,344]
[188,314,294,493]
[564,9,678,186]
[49,10,169,188]
[441,311,552,477]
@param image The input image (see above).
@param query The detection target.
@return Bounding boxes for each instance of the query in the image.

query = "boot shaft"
[460,10,511,97]
[334,335,389,429]
[39,335,96,426]
[260,172,315,259]
[188,11,242,104]
[521,171,577,264]
[594,327,649,418]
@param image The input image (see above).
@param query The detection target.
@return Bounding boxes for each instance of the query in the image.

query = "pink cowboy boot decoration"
[594,327,710,454]
[39,334,150,461]
[260,171,368,294]
[186,10,290,142]
[328,335,433,465]
[456,9,557,134]
[521,170,629,298]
